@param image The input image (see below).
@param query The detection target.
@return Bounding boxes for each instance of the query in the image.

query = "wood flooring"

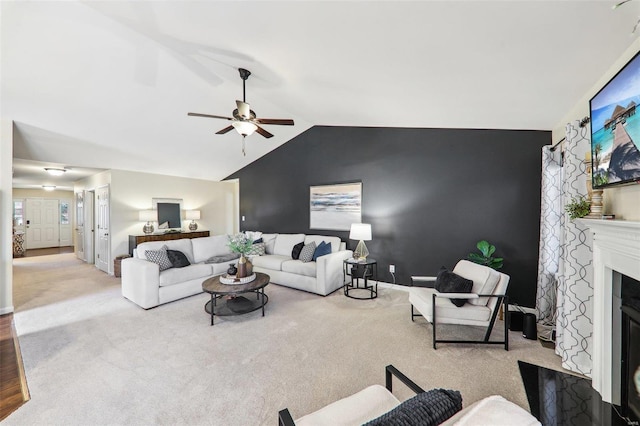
[0,313,29,421]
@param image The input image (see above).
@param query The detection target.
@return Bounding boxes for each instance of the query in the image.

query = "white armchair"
[409,260,510,350]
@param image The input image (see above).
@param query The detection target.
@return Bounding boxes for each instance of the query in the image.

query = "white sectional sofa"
[252,233,353,296]
[121,233,352,309]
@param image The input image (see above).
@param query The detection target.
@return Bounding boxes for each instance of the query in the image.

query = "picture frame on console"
[309,182,361,231]
[152,198,183,232]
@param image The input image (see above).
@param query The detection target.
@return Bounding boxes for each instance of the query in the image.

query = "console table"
[128,231,210,255]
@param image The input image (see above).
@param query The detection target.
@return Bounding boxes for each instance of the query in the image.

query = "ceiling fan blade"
[216,125,234,135]
[255,118,295,126]
[188,112,233,120]
[255,125,274,138]
[236,100,251,119]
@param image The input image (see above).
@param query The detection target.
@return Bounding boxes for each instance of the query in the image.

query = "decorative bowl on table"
[219,273,256,285]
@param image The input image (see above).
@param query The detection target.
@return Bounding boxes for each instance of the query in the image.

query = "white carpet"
[7,254,563,425]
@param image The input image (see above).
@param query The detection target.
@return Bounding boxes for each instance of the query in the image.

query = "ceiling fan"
[188,68,294,154]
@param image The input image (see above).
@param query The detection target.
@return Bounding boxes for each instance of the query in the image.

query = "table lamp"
[186,210,201,231]
[139,210,156,235]
[350,223,372,261]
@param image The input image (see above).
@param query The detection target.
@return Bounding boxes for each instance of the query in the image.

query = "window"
[13,200,24,227]
[60,201,70,225]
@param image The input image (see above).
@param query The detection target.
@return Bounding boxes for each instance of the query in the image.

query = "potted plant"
[227,233,253,278]
[564,196,590,220]
[468,240,503,270]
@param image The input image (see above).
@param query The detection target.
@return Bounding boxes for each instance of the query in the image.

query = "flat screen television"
[590,51,640,188]
[153,198,182,232]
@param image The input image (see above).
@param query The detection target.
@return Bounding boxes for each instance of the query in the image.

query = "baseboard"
[0,306,15,315]
[376,281,409,292]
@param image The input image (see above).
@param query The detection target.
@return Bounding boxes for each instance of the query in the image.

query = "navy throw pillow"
[253,237,263,244]
[435,267,473,307]
[291,242,304,259]
[166,250,190,268]
[312,241,332,261]
[364,388,462,426]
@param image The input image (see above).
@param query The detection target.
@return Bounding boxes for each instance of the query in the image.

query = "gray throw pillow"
[167,249,190,268]
[298,241,317,263]
[145,245,173,271]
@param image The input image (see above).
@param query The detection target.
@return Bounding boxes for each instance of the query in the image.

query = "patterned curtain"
[536,146,562,324]
[555,121,594,377]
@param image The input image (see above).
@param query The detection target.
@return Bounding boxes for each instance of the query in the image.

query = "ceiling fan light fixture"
[232,121,257,136]
[44,167,66,176]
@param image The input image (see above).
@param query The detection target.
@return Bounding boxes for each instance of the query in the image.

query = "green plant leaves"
[468,240,503,270]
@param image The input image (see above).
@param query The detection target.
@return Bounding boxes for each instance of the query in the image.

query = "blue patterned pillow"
[312,241,332,260]
[298,241,317,263]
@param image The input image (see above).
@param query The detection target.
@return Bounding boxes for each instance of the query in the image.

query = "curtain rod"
[549,137,566,152]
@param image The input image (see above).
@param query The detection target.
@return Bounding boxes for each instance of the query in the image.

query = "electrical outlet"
[389,264,395,273]
[242,216,245,221]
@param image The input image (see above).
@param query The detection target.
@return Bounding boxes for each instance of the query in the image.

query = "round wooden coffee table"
[201,272,270,326]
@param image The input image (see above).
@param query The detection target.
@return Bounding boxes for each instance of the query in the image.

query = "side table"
[343,258,378,299]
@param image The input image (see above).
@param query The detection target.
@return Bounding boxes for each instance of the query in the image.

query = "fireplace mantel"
[579,219,640,404]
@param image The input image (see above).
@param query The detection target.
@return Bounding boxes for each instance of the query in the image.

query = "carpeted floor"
[7,253,563,425]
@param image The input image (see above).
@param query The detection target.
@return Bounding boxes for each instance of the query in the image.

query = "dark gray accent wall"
[227,126,550,307]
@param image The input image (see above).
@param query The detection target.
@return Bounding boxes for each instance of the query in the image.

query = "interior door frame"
[85,190,95,265]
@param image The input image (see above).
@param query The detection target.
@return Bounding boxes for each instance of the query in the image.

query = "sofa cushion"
[167,249,190,268]
[137,239,195,264]
[295,385,400,426]
[453,260,500,306]
[436,267,473,307]
[145,245,173,271]
[291,242,304,259]
[191,235,231,264]
[299,241,317,263]
[261,233,278,254]
[305,235,342,253]
[159,264,212,287]
[364,388,462,426]
[312,241,332,261]
[281,260,317,278]
[273,234,306,256]
[251,254,291,271]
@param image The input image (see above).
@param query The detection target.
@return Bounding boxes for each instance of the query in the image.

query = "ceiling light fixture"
[45,167,66,176]
[231,121,258,136]
[42,185,56,191]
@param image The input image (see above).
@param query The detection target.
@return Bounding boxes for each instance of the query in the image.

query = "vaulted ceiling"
[3,1,639,189]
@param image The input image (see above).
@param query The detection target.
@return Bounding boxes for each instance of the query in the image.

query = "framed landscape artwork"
[310,182,362,231]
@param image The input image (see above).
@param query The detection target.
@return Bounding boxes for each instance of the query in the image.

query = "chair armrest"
[385,364,425,394]
[433,293,480,299]
[278,408,296,426]
[411,276,436,282]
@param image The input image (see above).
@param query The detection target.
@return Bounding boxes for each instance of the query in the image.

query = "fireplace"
[580,219,640,407]
[622,275,640,422]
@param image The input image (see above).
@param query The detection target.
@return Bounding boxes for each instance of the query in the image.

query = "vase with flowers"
[227,233,253,278]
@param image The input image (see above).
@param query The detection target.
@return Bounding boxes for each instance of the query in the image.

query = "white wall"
[13,188,74,199]
[1,120,14,314]
[553,39,640,221]
[78,169,238,272]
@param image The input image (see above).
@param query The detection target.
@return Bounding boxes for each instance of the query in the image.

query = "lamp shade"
[349,223,372,241]
[232,121,258,136]
[185,210,201,220]
[139,210,157,222]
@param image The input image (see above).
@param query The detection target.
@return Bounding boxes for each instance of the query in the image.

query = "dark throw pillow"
[291,242,304,259]
[435,267,473,307]
[167,250,190,268]
[312,241,332,261]
[253,237,263,244]
[364,388,462,426]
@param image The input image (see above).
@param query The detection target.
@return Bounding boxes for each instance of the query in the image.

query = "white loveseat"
[121,233,352,309]
[121,235,236,309]
[251,233,353,296]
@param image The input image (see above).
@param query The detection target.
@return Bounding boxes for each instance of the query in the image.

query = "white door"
[95,186,110,273]
[12,199,26,234]
[75,192,85,260]
[59,199,73,246]
[26,198,60,249]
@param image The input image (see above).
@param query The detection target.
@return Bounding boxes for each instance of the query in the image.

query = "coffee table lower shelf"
[204,293,269,319]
